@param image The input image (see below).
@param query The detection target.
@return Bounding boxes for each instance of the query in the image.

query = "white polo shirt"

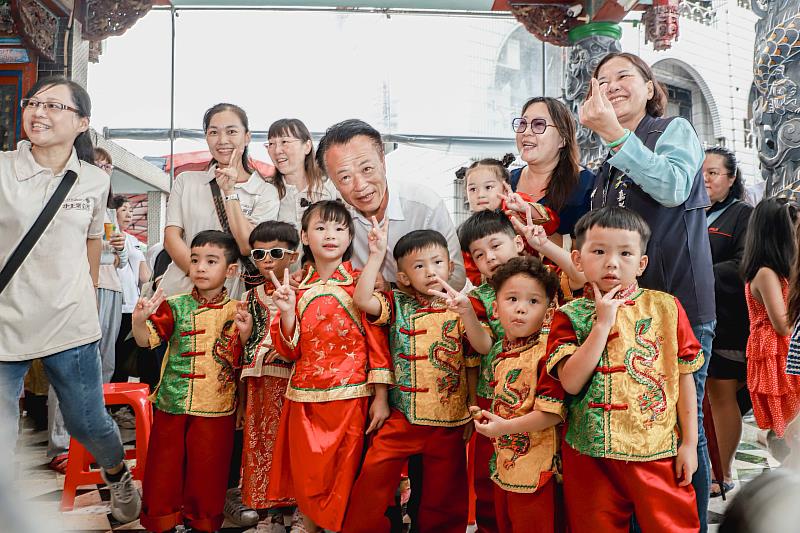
[348,180,466,290]
[159,167,280,298]
[0,141,109,361]
[276,178,340,230]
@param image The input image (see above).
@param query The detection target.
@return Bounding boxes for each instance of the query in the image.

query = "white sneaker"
[101,466,142,523]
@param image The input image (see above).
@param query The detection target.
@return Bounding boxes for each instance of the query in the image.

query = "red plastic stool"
[60,382,152,511]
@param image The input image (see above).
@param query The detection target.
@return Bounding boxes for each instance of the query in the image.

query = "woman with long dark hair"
[580,51,716,531]
[0,76,140,524]
[508,96,593,244]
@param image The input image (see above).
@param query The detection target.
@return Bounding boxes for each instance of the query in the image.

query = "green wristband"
[606,129,631,149]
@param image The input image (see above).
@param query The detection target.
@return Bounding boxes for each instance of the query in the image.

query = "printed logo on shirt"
[241,201,254,217]
[62,197,92,211]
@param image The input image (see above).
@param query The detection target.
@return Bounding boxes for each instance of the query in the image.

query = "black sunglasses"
[250,248,297,262]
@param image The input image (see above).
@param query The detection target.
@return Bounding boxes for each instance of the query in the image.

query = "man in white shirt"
[317,119,465,290]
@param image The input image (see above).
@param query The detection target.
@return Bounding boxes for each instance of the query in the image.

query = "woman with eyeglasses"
[159,103,280,301]
[702,147,753,499]
[508,96,594,246]
[0,76,141,524]
[266,118,338,233]
[579,51,715,531]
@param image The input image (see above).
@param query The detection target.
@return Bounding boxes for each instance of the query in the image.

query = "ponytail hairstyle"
[457,153,516,183]
[741,197,798,283]
[518,97,580,213]
[202,103,254,175]
[705,146,745,200]
[267,118,324,201]
[23,76,94,164]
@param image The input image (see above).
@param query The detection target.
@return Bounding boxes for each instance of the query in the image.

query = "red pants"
[562,444,699,533]
[494,478,556,533]
[140,409,234,533]
[341,409,468,533]
[473,396,498,533]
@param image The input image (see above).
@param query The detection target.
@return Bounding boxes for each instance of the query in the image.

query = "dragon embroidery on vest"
[624,318,667,428]
[496,433,531,470]
[493,368,531,419]
[213,320,240,387]
[493,368,533,469]
[430,319,462,402]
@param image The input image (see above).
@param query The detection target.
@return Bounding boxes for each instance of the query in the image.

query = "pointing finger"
[283,268,290,288]
[229,148,238,168]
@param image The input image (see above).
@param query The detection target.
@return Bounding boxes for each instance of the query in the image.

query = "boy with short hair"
[472,256,565,533]
[458,210,526,531]
[235,221,300,526]
[458,209,584,532]
[546,207,703,533]
[343,226,486,533]
[132,230,248,533]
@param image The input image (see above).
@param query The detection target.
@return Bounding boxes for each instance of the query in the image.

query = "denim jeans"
[0,341,124,470]
[691,320,716,533]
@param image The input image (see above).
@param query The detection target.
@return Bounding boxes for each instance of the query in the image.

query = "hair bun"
[501,153,516,168]
[455,167,467,180]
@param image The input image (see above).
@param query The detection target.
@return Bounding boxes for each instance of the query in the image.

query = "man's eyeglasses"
[251,248,297,262]
[512,117,557,135]
[20,98,80,115]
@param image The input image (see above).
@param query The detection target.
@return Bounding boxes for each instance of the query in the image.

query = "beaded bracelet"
[606,129,631,149]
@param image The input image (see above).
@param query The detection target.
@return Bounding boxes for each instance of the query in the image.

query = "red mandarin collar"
[191,287,228,308]
[501,333,540,353]
[583,282,640,303]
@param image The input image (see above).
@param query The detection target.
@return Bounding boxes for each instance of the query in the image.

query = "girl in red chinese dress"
[267,200,393,533]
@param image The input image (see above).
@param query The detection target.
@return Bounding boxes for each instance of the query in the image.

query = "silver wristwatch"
[224,193,240,202]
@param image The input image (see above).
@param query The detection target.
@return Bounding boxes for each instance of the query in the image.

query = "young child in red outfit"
[132,230,247,533]
[343,226,487,533]
[473,256,565,533]
[547,207,703,533]
[460,156,558,286]
[266,201,393,533]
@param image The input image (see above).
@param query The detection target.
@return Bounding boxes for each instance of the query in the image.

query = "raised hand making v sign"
[427,275,493,357]
[215,148,240,195]
[269,268,297,339]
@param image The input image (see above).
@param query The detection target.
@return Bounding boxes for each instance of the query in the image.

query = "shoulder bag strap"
[209,178,232,233]
[209,179,261,282]
[0,169,78,295]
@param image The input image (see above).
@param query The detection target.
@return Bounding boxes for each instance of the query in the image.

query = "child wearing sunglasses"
[266,200,393,532]
[235,221,300,528]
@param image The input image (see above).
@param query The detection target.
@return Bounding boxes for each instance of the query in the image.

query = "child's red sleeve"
[146,300,174,348]
[364,313,394,386]
[674,296,704,374]
[502,192,560,236]
[463,251,482,287]
[270,306,301,362]
[534,352,567,420]
[545,310,580,379]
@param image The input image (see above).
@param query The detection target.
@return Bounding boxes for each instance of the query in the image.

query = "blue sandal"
[710,479,735,498]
